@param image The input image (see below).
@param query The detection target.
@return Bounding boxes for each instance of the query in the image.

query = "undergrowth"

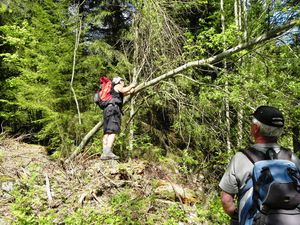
[7,161,229,224]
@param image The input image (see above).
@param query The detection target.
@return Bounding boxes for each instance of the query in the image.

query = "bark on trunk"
[293,127,300,153]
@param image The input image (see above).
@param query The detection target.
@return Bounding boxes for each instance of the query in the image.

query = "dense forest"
[1,0,300,224]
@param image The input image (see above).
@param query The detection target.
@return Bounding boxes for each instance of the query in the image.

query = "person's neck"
[255,136,278,144]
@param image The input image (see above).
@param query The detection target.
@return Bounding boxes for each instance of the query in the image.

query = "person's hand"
[129,88,135,94]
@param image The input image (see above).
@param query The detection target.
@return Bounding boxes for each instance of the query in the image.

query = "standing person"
[219,105,300,225]
[100,76,135,160]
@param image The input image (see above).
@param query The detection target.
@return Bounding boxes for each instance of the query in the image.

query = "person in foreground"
[100,76,135,160]
[219,105,300,225]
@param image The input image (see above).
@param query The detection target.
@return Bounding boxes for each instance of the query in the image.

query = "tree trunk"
[236,0,248,147]
[221,0,231,152]
[238,0,242,32]
[293,127,300,153]
[243,0,248,41]
[128,15,139,153]
[70,9,82,125]
[237,109,244,147]
[234,0,240,30]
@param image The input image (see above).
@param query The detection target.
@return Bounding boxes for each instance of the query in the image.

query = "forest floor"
[0,138,53,221]
[0,138,212,224]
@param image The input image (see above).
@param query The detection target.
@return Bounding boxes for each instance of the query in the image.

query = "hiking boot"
[100,151,119,160]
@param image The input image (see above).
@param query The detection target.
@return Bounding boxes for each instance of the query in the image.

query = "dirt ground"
[0,138,55,220]
[0,138,51,175]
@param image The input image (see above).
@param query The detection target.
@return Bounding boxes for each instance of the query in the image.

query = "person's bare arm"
[221,191,236,217]
[115,83,135,95]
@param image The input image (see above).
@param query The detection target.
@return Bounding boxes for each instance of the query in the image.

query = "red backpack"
[94,76,113,109]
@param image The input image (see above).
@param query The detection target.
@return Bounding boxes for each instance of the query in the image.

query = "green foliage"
[166,204,187,223]
[0,2,8,13]
[106,191,148,224]
[119,130,163,160]
[10,164,57,224]
[176,149,200,175]
[208,193,230,224]
[8,158,230,225]
[0,0,74,147]
[196,193,230,225]
[65,190,150,225]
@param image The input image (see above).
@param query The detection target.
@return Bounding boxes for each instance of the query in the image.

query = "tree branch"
[132,19,298,93]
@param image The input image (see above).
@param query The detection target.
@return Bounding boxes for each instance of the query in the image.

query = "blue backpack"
[239,147,300,225]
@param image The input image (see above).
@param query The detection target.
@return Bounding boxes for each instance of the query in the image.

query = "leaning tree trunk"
[65,20,299,163]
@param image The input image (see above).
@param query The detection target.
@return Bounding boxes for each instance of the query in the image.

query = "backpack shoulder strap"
[277,147,292,161]
[240,146,293,163]
[240,147,266,164]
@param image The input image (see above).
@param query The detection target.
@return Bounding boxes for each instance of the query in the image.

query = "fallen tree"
[66,19,298,163]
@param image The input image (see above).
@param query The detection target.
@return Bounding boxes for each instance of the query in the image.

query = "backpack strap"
[251,166,275,215]
[240,147,266,164]
[277,147,292,161]
[240,146,292,164]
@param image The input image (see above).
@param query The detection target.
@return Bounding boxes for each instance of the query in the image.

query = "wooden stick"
[44,173,53,204]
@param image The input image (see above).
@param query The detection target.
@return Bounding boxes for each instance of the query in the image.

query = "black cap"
[253,106,284,128]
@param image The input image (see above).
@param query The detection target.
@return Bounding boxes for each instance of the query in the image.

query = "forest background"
[0,0,300,224]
